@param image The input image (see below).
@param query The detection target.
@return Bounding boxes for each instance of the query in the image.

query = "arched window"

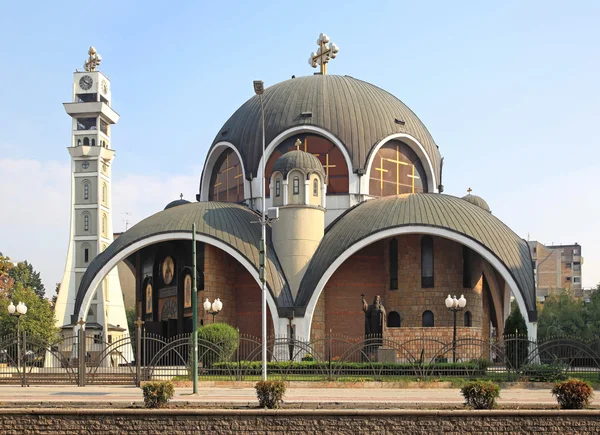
[102,183,107,203]
[463,246,471,288]
[422,310,434,327]
[208,148,245,203]
[102,214,107,236]
[387,311,401,327]
[464,311,472,327]
[83,182,89,200]
[91,138,96,146]
[83,137,90,146]
[293,177,300,195]
[275,179,281,197]
[84,247,89,263]
[389,238,398,290]
[77,139,82,146]
[421,236,434,288]
[83,214,90,232]
[313,178,318,196]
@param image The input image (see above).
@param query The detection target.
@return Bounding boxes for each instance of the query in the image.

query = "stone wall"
[1,409,600,434]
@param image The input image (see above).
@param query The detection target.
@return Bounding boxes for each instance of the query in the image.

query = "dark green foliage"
[520,361,568,382]
[460,380,500,409]
[551,378,594,409]
[8,261,45,300]
[504,302,529,369]
[255,380,286,409]
[142,381,175,408]
[301,353,315,361]
[538,291,600,341]
[194,323,239,367]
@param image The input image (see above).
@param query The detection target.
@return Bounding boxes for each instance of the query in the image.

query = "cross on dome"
[467,187,472,194]
[309,33,339,75]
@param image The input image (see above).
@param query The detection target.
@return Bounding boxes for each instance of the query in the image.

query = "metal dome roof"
[272,150,325,179]
[209,74,441,183]
[164,198,191,210]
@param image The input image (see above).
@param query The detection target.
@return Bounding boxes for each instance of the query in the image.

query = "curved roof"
[272,150,325,179]
[74,202,292,320]
[297,193,536,321]
[208,75,441,183]
[164,198,191,210]
[462,194,491,213]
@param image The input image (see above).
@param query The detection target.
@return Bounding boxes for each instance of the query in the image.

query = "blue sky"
[1,0,599,292]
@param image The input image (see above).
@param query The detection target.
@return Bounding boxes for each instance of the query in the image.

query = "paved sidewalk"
[0,385,585,408]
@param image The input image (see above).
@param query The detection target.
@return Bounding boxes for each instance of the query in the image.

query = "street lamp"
[7,301,27,370]
[203,298,223,323]
[445,294,466,362]
[254,79,268,382]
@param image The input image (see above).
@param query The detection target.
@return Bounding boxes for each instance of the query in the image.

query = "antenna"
[122,212,132,231]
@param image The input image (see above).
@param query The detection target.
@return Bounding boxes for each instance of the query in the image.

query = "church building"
[72,35,537,344]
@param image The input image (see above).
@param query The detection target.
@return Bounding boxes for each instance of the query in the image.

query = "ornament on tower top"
[84,46,102,72]
[309,33,339,75]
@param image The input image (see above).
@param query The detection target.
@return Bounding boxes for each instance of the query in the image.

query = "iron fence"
[1,328,600,385]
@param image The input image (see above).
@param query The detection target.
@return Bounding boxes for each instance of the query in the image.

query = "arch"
[421,235,434,288]
[102,182,107,204]
[422,310,434,327]
[387,311,401,327]
[313,178,319,197]
[275,179,281,197]
[257,126,355,192]
[83,137,90,146]
[82,212,91,232]
[303,225,537,339]
[464,311,472,327]
[365,133,438,193]
[199,141,248,201]
[75,233,281,334]
[91,138,96,147]
[292,176,300,195]
[82,180,90,201]
[101,213,107,236]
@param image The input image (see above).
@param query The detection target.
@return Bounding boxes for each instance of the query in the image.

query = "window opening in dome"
[421,236,434,288]
[422,311,434,327]
[313,178,318,196]
[464,311,472,327]
[275,179,281,197]
[293,177,300,195]
[387,311,401,327]
[209,149,245,203]
[265,134,349,196]
[369,141,427,196]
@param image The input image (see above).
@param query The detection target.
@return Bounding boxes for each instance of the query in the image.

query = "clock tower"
[54,47,129,340]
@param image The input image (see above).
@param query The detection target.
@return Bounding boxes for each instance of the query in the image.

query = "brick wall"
[311,235,491,341]
[386,327,483,361]
[2,409,600,434]
[204,245,273,337]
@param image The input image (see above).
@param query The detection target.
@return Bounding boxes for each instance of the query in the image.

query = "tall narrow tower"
[54,47,129,339]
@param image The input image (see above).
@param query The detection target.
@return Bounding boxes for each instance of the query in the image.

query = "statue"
[362,294,386,337]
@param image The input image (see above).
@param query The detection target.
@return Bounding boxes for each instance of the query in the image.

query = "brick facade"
[310,235,496,342]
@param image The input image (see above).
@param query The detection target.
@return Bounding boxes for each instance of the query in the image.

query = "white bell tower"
[54,47,129,339]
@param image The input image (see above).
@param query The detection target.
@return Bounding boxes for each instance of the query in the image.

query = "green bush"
[142,381,175,408]
[460,380,500,409]
[255,380,286,409]
[552,378,594,409]
[520,361,568,382]
[192,323,239,368]
[301,353,315,361]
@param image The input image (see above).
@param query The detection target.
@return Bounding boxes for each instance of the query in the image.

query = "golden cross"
[77,317,86,326]
[309,33,339,75]
[385,144,410,194]
[322,154,336,185]
[467,187,472,194]
[407,165,420,193]
[134,318,144,328]
[295,139,302,150]
[84,46,102,72]
[375,157,388,192]
[234,165,243,197]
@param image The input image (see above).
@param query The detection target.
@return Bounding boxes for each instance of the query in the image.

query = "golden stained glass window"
[209,149,245,202]
[368,141,427,196]
[265,134,349,196]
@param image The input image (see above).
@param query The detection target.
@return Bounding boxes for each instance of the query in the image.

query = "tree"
[504,301,528,369]
[0,255,15,294]
[0,282,59,342]
[538,291,592,340]
[51,282,60,307]
[8,261,45,300]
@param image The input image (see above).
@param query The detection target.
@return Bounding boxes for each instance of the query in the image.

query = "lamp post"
[253,79,268,382]
[445,294,466,362]
[203,298,223,323]
[7,301,27,371]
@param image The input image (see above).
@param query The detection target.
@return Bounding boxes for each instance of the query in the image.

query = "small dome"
[462,192,491,213]
[164,194,191,210]
[272,150,325,179]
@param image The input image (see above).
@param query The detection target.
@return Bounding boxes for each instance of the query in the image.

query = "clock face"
[79,75,93,91]
[101,80,108,94]
[81,161,89,170]
[162,256,175,285]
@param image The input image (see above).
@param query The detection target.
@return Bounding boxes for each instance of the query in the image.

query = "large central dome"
[208,74,441,184]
